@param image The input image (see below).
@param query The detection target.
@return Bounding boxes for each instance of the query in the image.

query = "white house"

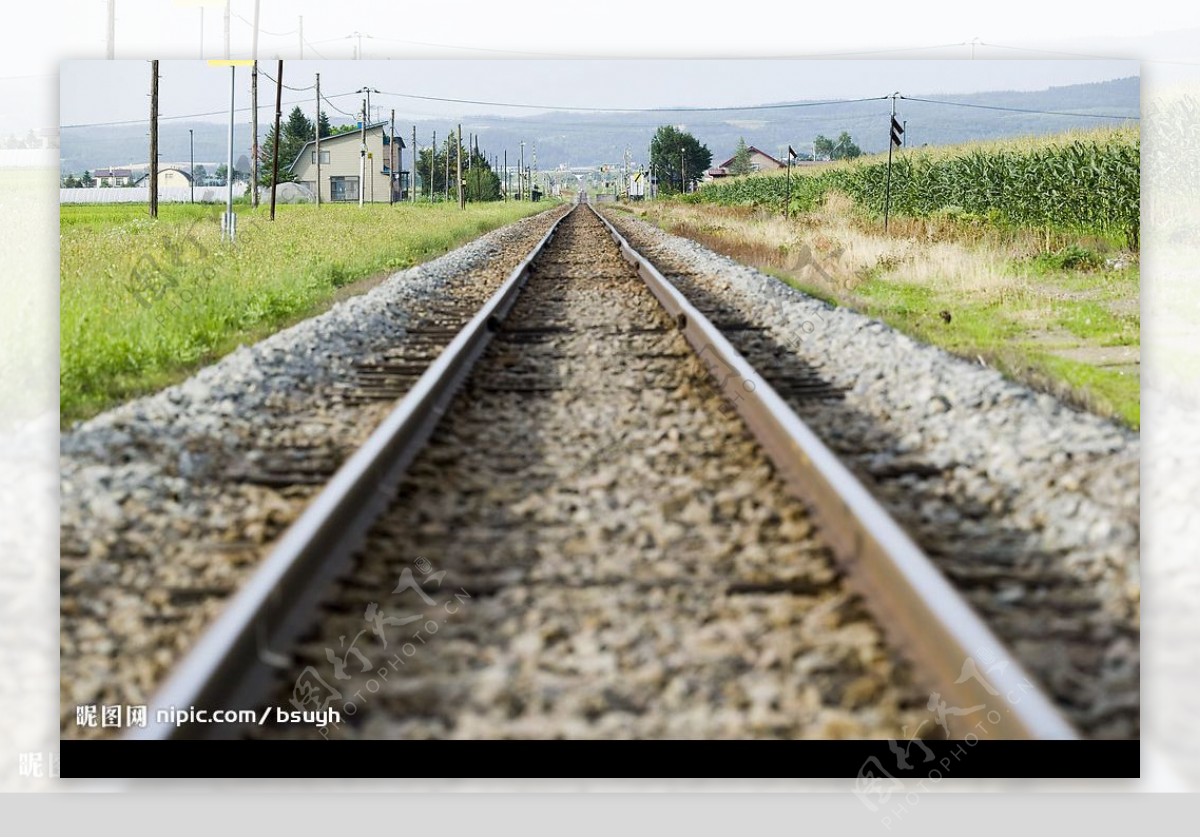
[289,122,405,203]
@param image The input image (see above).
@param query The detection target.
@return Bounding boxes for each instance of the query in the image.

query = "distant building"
[289,122,405,203]
[133,167,193,189]
[93,168,133,187]
[703,146,785,180]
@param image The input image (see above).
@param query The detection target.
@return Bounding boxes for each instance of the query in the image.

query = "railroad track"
[130,200,1077,741]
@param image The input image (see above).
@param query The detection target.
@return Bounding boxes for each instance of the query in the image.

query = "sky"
[59,59,1141,131]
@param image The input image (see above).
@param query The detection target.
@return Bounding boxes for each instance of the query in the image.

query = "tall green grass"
[61,201,551,422]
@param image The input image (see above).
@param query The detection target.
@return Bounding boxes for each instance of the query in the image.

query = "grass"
[61,200,552,424]
[629,196,1140,428]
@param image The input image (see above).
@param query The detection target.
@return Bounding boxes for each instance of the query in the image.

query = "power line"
[259,68,314,92]
[303,39,328,60]
[231,10,297,37]
[898,94,1139,121]
[372,90,889,114]
[62,90,363,129]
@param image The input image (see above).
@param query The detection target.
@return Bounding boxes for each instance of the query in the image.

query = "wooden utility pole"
[269,60,282,220]
[149,60,159,219]
[457,122,464,209]
[503,149,507,201]
[430,130,435,201]
[251,62,259,207]
[444,132,450,201]
[411,126,417,203]
[359,100,366,207]
[315,73,321,206]
[390,109,396,205]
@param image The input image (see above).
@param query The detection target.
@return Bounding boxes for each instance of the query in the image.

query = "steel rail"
[128,208,570,740]
[587,202,1078,739]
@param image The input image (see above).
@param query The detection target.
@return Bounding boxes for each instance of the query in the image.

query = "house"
[133,167,193,188]
[289,122,406,203]
[703,146,786,180]
[94,168,133,187]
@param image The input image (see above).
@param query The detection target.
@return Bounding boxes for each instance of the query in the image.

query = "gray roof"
[288,121,392,173]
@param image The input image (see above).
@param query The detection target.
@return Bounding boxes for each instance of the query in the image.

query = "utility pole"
[106,0,115,59]
[224,65,236,241]
[411,126,417,203]
[390,109,396,205]
[315,72,321,206]
[680,147,685,195]
[430,130,435,201]
[189,128,194,204]
[359,99,366,207]
[519,141,524,200]
[270,60,282,220]
[149,60,158,218]
[444,132,450,202]
[503,149,507,201]
[251,62,259,207]
[885,92,902,233]
[457,122,464,209]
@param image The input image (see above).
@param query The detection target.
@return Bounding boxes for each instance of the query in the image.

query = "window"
[311,150,330,164]
[329,176,359,202]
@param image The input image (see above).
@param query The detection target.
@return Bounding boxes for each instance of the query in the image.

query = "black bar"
[61,739,1138,779]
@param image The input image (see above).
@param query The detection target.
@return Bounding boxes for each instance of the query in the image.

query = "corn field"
[689,129,1140,249]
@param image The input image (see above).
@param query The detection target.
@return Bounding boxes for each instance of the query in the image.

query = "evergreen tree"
[728,137,753,176]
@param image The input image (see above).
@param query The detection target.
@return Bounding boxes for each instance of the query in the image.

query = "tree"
[832,131,863,160]
[815,132,863,161]
[61,173,79,188]
[193,163,208,183]
[258,106,312,186]
[728,137,753,176]
[215,163,228,184]
[650,125,712,195]
[318,110,334,139]
[80,170,95,187]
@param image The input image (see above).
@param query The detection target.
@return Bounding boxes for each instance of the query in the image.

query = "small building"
[94,168,133,187]
[133,167,193,189]
[289,122,406,203]
[703,146,786,180]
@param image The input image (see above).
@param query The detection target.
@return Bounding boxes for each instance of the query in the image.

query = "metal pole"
[315,73,321,206]
[444,132,450,202]
[189,128,194,204]
[149,60,158,219]
[885,94,896,234]
[391,109,396,205]
[251,62,259,207]
[457,122,464,209]
[786,152,792,219]
[430,130,435,201]
[519,142,524,200]
[270,60,282,220]
[411,126,417,203]
[225,65,235,240]
[680,147,684,194]
[503,149,507,201]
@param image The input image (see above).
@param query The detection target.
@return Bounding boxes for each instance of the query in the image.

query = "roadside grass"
[629,198,1140,428]
[61,200,552,424]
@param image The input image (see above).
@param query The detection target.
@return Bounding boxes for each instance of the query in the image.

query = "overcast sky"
[60,59,1140,130]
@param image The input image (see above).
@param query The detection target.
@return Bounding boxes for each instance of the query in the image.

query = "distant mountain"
[60,76,1138,176]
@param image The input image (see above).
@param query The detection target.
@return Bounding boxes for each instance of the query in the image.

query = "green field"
[632,128,1141,427]
[61,201,551,423]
